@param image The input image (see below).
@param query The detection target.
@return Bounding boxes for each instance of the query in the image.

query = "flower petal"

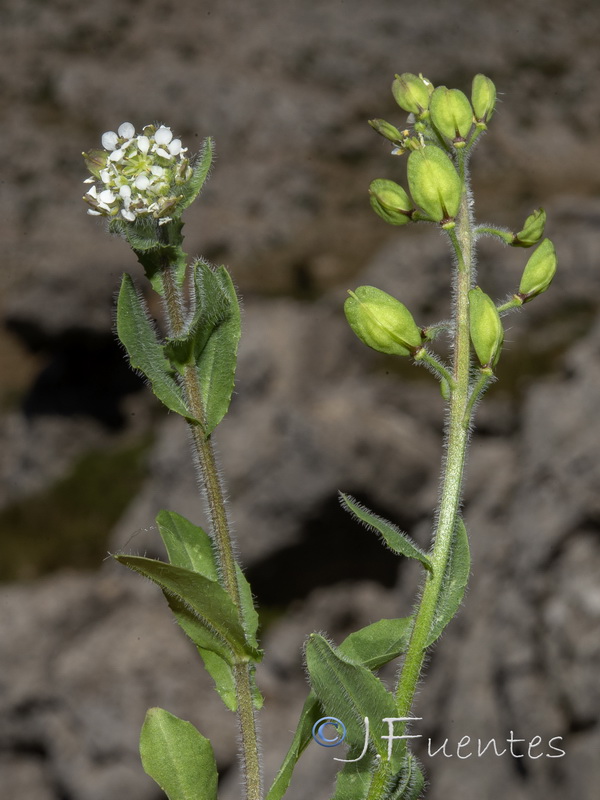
[154,126,173,145]
[118,122,135,139]
[101,131,119,151]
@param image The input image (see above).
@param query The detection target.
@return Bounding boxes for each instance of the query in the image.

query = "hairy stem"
[377,158,476,782]
[161,261,263,800]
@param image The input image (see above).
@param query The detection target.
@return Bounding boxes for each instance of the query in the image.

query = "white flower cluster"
[83,122,192,225]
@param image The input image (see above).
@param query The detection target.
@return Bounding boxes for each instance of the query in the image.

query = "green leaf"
[338,618,413,670]
[426,517,470,647]
[196,648,237,711]
[162,261,241,435]
[116,275,193,420]
[110,217,188,296]
[155,510,262,710]
[140,707,217,800]
[340,494,432,572]
[156,510,260,647]
[179,138,214,211]
[156,510,218,578]
[266,619,412,800]
[305,634,401,768]
[114,555,260,662]
[265,692,324,800]
[193,262,241,436]
[388,754,426,800]
[332,758,378,800]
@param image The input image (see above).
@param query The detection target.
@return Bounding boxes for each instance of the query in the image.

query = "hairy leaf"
[179,138,214,211]
[340,493,432,572]
[305,634,401,768]
[156,509,218,578]
[154,510,262,709]
[266,617,412,800]
[117,275,192,419]
[140,707,217,800]
[426,517,470,647]
[337,617,413,670]
[114,555,260,662]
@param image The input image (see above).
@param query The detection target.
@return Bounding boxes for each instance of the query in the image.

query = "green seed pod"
[430,87,474,145]
[471,74,496,125]
[369,179,414,226]
[368,118,404,144]
[407,145,462,222]
[518,238,557,301]
[392,73,433,116]
[344,286,423,356]
[468,287,504,368]
[512,208,546,247]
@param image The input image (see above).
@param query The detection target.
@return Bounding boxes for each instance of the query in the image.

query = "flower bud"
[368,118,404,144]
[344,286,423,357]
[369,179,414,226]
[82,149,109,179]
[392,73,433,116]
[518,238,557,302]
[430,87,473,146]
[468,287,504,368]
[471,74,496,125]
[512,208,546,247]
[407,145,462,222]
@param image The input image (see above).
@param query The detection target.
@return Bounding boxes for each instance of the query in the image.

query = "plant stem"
[161,260,263,800]
[394,158,476,762]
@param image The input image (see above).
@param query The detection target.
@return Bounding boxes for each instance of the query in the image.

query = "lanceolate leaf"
[193,262,241,436]
[154,510,262,709]
[140,707,217,800]
[156,510,260,647]
[332,758,378,800]
[266,618,413,800]
[265,692,323,800]
[305,634,401,768]
[179,138,214,211]
[114,555,260,662]
[156,510,218,579]
[426,517,470,647]
[337,618,413,670]
[196,648,237,711]
[389,754,426,800]
[340,493,433,572]
[117,274,192,419]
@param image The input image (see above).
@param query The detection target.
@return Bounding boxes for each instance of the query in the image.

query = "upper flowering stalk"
[83,122,196,226]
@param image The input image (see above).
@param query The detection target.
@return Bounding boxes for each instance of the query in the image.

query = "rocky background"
[1,1,600,798]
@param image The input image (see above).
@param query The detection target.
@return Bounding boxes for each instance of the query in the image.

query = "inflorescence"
[83,122,192,225]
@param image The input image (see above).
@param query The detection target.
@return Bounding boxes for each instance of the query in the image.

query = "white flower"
[84,121,191,225]
[118,122,135,139]
[134,175,150,190]
[101,131,119,151]
[154,126,173,145]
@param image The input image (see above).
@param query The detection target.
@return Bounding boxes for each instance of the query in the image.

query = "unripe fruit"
[430,87,473,145]
[468,287,504,368]
[344,286,423,356]
[407,145,462,222]
[471,74,497,124]
[392,73,433,116]
[518,238,557,301]
[369,179,414,226]
[512,208,546,247]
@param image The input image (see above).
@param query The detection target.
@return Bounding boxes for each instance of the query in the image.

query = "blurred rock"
[2,1,600,799]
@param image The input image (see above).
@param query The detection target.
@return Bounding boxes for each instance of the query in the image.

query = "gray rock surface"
[1,1,600,799]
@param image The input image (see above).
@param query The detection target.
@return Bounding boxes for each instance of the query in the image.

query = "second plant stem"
[162,263,263,800]
[368,161,476,797]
